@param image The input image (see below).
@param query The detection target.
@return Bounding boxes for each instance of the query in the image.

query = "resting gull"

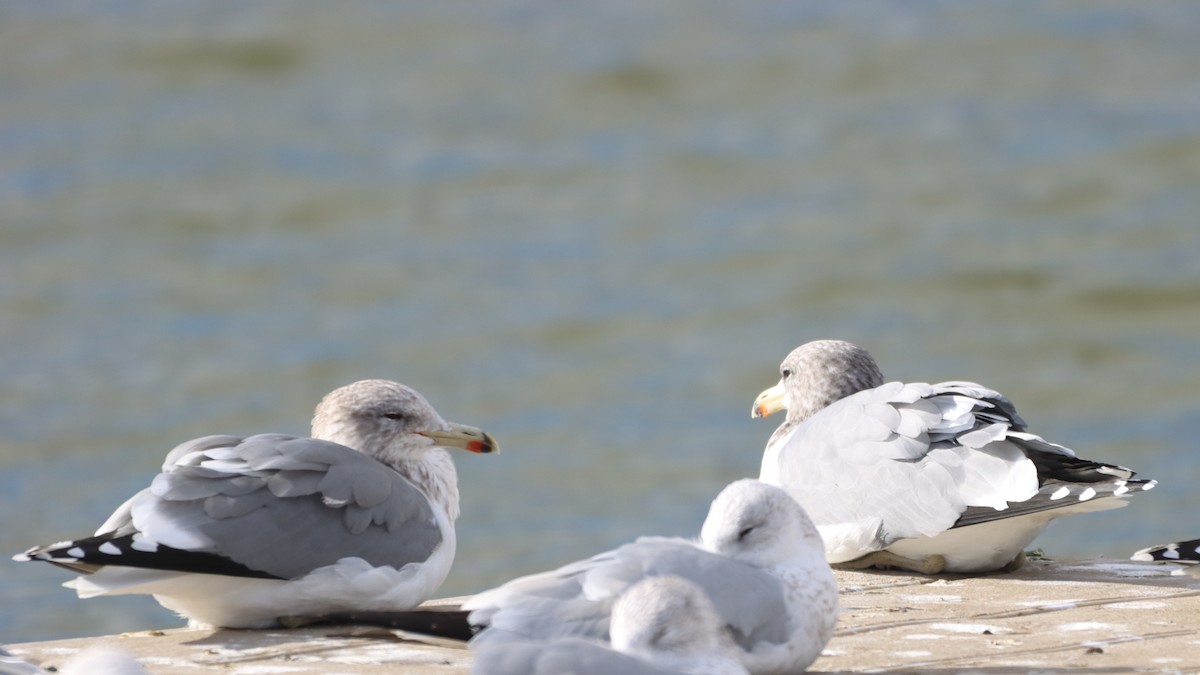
[752,339,1156,575]
[1132,537,1200,577]
[471,575,748,675]
[463,479,837,675]
[15,379,496,628]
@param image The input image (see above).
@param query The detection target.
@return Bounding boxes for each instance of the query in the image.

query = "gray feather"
[135,433,442,579]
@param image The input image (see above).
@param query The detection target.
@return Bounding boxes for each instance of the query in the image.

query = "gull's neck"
[389,447,461,521]
[316,421,462,521]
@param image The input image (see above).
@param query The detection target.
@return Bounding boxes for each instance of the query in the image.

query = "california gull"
[15,379,496,628]
[752,339,1156,575]
[471,575,748,675]
[463,479,837,675]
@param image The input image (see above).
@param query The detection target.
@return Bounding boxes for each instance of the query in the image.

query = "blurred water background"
[2,0,1199,643]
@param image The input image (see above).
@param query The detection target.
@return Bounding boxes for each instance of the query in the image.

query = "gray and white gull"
[16,379,496,628]
[471,575,748,675]
[752,340,1155,575]
[463,479,837,675]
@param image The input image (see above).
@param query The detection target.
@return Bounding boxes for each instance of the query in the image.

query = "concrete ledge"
[9,557,1200,673]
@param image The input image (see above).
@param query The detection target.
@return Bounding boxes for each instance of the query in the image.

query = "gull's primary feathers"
[1132,537,1200,577]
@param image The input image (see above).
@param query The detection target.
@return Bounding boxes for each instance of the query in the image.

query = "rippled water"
[3,0,1199,643]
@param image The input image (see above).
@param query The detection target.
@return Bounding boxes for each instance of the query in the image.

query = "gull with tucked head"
[16,379,496,628]
[461,479,837,675]
[471,575,748,675]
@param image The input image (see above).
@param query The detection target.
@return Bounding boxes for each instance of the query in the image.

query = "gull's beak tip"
[752,383,785,420]
[470,431,499,455]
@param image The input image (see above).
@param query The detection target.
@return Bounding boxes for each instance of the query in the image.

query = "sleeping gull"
[15,379,496,628]
[471,575,748,675]
[463,479,837,675]
[752,339,1156,575]
[1132,537,1200,577]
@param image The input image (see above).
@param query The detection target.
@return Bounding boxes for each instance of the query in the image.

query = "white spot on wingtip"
[66,547,85,559]
[1161,548,1181,560]
[1113,485,1129,496]
[1078,487,1097,501]
[1049,486,1070,500]
[1143,481,1157,491]
[98,542,121,555]
[130,536,158,553]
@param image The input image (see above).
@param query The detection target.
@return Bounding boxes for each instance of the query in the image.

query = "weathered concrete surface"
[820,555,1200,673]
[9,557,1200,673]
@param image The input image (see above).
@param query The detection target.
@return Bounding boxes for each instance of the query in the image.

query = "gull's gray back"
[772,381,1040,544]
[117,433,442,578]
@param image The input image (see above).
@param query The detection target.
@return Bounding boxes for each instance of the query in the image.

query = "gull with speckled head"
[752,340,1155,574]
[471,575,748,675]
[463,479,837,675]
[15,380,496,628]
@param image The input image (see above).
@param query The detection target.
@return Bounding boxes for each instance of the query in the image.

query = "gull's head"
[700,479,823,569]
[610,575,732,657]
[751,339,883,423]
[311,380,497,460]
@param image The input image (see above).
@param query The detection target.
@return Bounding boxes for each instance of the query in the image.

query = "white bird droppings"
[900,594,963,604]
[1058,621,1117,632]
[930,622,1010,634]
[1104,601,1169,610]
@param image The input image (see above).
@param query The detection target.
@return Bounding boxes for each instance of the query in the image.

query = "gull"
[752,339,1155,575]
[15,379,496,628]
[471,575,748,675]
[1132,537,1200,577]
[463,479,838,675]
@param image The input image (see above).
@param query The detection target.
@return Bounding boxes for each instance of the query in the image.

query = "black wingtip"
[289,609,476,641]
[17,533,282,580]
[1133,537,1200,565]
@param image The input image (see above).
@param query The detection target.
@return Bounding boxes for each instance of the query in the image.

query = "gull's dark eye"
[737,526,754,541]
[382,413,406,422]
[781,368,792,379]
